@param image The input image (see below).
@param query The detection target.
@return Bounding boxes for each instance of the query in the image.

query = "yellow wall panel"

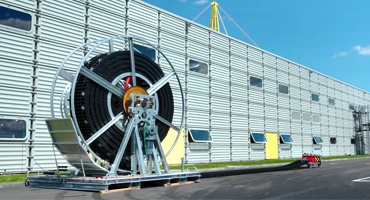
[266,132,278,159]
[161,128,184,165]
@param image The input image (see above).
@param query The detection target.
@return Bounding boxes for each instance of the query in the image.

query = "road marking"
[265,185,324,199]
[352,177,370,182]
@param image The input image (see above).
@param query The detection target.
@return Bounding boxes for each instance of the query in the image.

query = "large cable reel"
[48,36,184,176]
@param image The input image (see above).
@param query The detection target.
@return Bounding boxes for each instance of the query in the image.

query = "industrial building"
[0,0,369,174]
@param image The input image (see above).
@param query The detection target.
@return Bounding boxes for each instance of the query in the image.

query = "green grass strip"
[169,159,296,170]
[0,174,27,184]
[169,154,370,170]
[321,154,370,160]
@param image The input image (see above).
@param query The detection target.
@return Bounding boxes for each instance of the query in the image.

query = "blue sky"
[143,0,370,92]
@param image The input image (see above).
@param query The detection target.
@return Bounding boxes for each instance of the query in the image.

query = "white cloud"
[332,51,351,59]
[332,44,370,58]
[353,45,370,56]
[194,0,209,5]
[0,18,31,30]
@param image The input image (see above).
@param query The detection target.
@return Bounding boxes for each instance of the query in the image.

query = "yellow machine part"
[210,1,220,32]
[122,86,148,117]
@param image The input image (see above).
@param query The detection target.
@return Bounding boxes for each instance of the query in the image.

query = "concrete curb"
[0,182,24,189]
[321,157,370,162]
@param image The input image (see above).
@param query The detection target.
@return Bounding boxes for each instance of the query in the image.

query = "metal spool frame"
[45,35,186,177]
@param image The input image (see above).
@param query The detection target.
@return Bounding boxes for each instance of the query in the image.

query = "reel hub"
[123,86,148,117]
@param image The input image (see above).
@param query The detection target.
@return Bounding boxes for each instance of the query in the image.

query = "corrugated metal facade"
[0,0,368,172]
[0,0,34,173]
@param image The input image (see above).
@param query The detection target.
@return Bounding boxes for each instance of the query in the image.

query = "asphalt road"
[1,158,370,199]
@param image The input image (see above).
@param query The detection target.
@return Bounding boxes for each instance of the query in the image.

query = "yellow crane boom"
[210,1,220,32]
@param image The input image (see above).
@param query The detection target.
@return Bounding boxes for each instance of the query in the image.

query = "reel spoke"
[85,112,124,145]
[80,66,124,98]
[128,38,137,86]
[59,68,75,82]
[154,114,180,132]
[147,71,175,95]
[109,119,136,174]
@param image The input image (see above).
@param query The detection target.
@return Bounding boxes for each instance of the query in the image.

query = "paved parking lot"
[1,158,370,199]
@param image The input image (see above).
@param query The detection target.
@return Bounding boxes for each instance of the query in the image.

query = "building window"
[330,137,337,144]
[349,104,355,111]
[292,111,301,120]
[351,138,355,144]
[188,129,212,143]
[302,113,311,122]
[250,132,267,143]
[311,93,319,102]
[312,115,320,123]
[280,134,293,144]
[250,76,262,88]
[133,44,156,61]
[0,6,32,31]
[0,119,27,140]
[278,84,288,94]
[189,59,208,75]
[328,98,335,105]
[313,136,324,144]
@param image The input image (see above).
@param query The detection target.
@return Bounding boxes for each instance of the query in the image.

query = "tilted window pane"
[349,104,355,110]
[0,119,27,139]
[189,59,208,75]
[328,98,335,105]
[313,136,324,144]
[311,93,319,102]
[251,132,267,143]
[280,134,293,143]
[0,6,32,31]
[188,129,212,142]
[250,76,262,88]
[279,84,288,94]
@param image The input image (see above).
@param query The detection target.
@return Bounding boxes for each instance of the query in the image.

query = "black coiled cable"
[74,51,174,170]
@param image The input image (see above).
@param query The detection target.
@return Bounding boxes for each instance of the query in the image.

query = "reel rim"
[50,35,185,174]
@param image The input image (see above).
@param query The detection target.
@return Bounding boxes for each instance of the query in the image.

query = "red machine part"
[302,154,321,168]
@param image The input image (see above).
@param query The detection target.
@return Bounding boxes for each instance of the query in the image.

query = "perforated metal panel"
[0,1,35,172]
[127,0,158,44]
[250,146,265,160]
[211,129,230,162]
[248,61,262,76]
[187,25,209,61]
[89,0,126,40]
[160,21,186,67]
[0,142,28,173]
[187,74,209,128]
[32,0,86,171]
[0,60,32,116]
